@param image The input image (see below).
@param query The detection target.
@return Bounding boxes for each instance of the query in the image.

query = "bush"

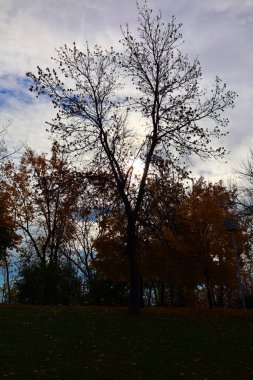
[85,277,129,306]
[16,262,82,305]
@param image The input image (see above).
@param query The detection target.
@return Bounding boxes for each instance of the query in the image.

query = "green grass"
[1,306,253,379]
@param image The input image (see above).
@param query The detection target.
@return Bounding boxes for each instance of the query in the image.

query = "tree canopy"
[27,2,237,314]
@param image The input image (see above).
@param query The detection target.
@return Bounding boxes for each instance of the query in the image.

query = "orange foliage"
[2,142,84,264]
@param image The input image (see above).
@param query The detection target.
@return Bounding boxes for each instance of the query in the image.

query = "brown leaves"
[2,142,85,263]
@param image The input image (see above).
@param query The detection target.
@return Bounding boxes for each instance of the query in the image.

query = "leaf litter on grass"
[1,306,253,379]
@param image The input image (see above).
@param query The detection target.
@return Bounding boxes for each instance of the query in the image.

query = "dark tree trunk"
[217,285,224,307]
[158,281,165,307]
[3,255,11,304]
[147,283,152,307]
[140,275,144,308]
[153,283,158,306]
[206,286,213,309]
[127,217,141,315]
[204,265,213,309]
[169,284,175,307]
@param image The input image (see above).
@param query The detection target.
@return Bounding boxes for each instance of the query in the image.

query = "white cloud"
[0,0,252,184]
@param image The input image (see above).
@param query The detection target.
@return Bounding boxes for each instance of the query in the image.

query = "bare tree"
[27,2,236,314]
[60,207,97,281]
[0,122,13,162]
[0,121,24,162]
[235,148,253,215]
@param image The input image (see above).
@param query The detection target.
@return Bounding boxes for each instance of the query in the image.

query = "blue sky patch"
[0,75,34,109]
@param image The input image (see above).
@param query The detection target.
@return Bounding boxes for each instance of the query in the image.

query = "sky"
[0,0,253,184]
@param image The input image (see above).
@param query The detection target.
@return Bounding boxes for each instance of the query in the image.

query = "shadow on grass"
[1,305,253,379]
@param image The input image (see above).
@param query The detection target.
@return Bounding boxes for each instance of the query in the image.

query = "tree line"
[1,141,253,310]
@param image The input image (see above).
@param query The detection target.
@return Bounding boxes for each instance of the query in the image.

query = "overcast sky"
[0,0,253,183]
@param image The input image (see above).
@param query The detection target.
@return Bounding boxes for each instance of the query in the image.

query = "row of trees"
[0,141,253,309]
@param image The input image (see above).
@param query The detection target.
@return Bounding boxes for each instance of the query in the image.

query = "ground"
[0,305,253,379]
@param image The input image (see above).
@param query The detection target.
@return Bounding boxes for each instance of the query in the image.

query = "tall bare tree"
[27,2,236,314]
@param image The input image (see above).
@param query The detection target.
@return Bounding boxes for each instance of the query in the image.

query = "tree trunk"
[3,255,11,304]
[204,265,213,309]
[140,275,144,308]
[158,281,165,307]
[147,283,152,307]
[127,218,141,315]
[217,285,224,307]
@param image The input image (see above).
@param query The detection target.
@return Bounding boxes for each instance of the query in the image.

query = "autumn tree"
[137,160,192,306]
[175,178,247,308]
[2,142,90,303]
[0,121,23,302]
[93,174,249,308]
[234,149,253,303]
[0,189,20,303]
[3,142,83,266]
[27,2,236,314]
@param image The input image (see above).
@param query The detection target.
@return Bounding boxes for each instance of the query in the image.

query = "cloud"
[0,75,34,109]
[0,0,252,184]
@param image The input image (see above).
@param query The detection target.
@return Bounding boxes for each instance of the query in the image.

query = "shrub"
[16,262,82,305]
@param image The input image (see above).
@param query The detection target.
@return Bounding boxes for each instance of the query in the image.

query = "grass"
[0,306,253,379]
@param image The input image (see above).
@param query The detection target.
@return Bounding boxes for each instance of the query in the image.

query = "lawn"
[0,305,253,379]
